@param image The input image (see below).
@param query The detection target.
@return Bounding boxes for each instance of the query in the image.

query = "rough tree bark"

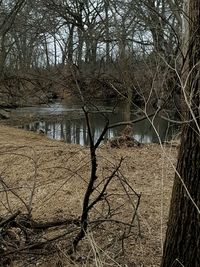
[161,1,200,267]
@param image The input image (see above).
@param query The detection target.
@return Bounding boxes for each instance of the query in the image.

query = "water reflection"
[16,101,178,146]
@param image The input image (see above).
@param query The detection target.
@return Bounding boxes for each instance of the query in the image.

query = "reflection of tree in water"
[21,110,177,145]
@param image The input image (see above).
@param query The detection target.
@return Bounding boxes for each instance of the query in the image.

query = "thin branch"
[108,110,160,129]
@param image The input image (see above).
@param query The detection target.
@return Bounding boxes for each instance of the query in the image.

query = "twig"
[108,110,160,129]
[86,157,124,212]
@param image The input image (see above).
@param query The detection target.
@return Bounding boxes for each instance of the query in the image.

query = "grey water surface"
[11,99,178,146]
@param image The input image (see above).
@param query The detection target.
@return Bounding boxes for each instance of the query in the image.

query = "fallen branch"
[2,230,74,257]
[0,210,21,227]
[28,218,80,230]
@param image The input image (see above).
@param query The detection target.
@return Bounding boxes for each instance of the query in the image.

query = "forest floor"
[0,124,178,267]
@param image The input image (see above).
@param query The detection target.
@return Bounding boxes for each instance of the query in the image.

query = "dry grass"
[0,125,177,266]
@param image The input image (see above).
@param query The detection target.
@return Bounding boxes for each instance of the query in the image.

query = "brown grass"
[0,125,177,266]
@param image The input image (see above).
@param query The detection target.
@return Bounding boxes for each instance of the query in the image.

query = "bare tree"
[0,0,26,75]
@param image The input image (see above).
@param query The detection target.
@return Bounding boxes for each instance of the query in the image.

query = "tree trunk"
[67,24,75,63]
[161,126,200,267]
[161,1,200,266]
[53,35,57,66]
[104,0,110,63]
[0,35,7,76]
[44,35,50,68]
[77,28,83,67]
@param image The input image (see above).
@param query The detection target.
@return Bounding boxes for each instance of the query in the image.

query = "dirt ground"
[0,125,178,267]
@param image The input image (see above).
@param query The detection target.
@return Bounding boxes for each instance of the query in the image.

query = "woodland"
[0,0,199,267]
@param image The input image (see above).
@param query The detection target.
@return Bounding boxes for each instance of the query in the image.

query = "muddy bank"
[0,125,177,266]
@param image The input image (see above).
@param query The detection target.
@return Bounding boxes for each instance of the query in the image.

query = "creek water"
[11,99,178,146]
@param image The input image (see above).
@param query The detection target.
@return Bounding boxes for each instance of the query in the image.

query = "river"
[10,99,178,146]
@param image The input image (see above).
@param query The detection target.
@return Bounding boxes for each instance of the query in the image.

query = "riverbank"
[0,125,177,267]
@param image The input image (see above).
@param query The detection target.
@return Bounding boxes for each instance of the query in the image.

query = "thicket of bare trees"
[1,0,200,266]
[0,0,184,109]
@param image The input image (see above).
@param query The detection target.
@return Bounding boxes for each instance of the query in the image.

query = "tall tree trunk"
[53,35,57,66]
[85,37,90,63]
[104,0,110,63]
[67,24,75,63]
[90,39,97,71]
[0,35,7,76]
[77,28,83,67]
[44,35,50,68]
[161,1,200,266]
